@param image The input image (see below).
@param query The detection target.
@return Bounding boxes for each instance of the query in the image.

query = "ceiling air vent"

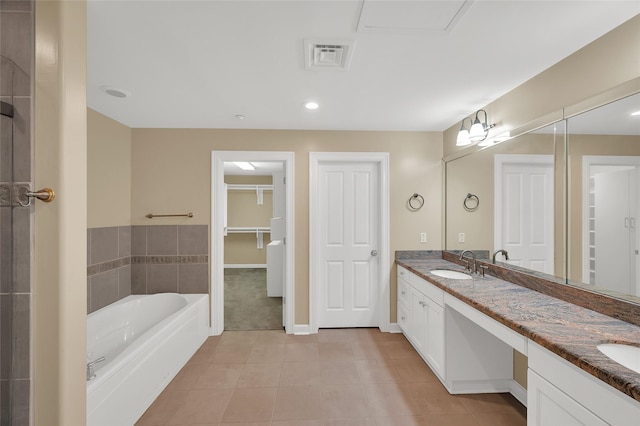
[304,39,355,71]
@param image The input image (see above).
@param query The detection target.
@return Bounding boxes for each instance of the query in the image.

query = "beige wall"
[87,108,132,227]
[34,1,87,424]
[131,130,443,324]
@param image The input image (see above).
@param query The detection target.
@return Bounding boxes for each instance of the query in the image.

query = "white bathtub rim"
[87,294,188,366]
[87,293,207,395]
[86,295,209,426]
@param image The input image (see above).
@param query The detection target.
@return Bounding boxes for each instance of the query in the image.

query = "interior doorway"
[211,151,295,335]
[309,152,390,333]
[582,156,640,296]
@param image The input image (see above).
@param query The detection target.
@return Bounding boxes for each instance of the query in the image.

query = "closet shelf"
[225,226,271,233]
[224,227,271,249]
[226,184,273,205]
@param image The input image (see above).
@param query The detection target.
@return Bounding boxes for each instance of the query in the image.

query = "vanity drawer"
[397,277,410,307]
[409,273,444,307]
[397,265,410,282]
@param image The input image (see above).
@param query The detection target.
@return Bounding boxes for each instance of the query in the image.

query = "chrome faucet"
[492,249,509,264]
[459,250,477,273]
[86,356,106,381]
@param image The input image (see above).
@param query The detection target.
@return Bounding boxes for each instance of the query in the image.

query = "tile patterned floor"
[136,329,526,426]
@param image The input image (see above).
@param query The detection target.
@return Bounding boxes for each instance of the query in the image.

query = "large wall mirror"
[567,91,640,301]
[445,86,640,307]
[445,120,566,279]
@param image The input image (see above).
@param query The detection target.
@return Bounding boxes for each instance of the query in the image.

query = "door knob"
[371,250,378,257]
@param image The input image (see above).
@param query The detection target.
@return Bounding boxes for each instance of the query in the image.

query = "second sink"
[597,343,640,374]
[431,269,472,280]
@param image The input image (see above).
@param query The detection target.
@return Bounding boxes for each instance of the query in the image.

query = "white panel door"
[498,160,554,274]
[317,162,379,327]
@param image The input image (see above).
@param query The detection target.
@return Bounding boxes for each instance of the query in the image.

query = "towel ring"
[408,193,424,211]
[463,193,479,212]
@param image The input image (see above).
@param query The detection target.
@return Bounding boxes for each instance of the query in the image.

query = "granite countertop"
[396,257,640,403]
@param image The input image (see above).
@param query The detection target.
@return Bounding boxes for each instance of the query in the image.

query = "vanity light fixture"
[234,162,255,171]
[457,109,495,146]
[469,110,495,142]
[456,117,473,146]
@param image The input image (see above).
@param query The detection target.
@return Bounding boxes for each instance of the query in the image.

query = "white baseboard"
[387,323,402,333]
[509,380,528,407]
[224,264,267,269]
[293,324,312,335]
[446,379,513,395]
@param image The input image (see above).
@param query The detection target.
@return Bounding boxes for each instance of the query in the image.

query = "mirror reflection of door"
[582,157,640,296]
[495,155,555,274]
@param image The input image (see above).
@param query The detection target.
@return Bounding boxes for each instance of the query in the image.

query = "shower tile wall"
[131,225,209,295]
[87,225,209,312]
[0,0,33,425]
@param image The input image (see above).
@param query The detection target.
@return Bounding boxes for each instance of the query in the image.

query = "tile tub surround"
[87,225,209,313]
[396,256,640,403]
[131,225,209,295]
[87,226,132,313]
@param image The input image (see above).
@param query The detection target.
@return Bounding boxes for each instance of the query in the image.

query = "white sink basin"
[597,343,640,374]
[430,269,472,280]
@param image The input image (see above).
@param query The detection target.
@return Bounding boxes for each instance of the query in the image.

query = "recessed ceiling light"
[235,114,246,120]
[234,162,255,171]
[304,101,319,110]
[100,85,131,98]
[631,110,640,116]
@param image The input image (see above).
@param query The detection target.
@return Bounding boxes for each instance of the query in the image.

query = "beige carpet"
[224,268,283,330]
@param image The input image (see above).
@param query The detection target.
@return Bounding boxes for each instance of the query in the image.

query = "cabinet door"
[409,287,426,353]
[528,370,607,426]
[425,299,444,377]
[397,301,409,333]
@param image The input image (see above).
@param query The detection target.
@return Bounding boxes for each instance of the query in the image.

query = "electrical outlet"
[458,232,465,243]
[420,232,427,243]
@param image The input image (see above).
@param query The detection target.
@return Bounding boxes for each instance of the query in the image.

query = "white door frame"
[309,152,390,334]
[581,155,640,285]
[494,154,554,267]
[211,151,295,335]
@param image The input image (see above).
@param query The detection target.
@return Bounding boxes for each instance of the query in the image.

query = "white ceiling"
[87,1,640,132]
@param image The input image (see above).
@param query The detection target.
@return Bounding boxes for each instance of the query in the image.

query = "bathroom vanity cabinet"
[398,265,520,396]
[396,259,640,425]
[397,265,445,379]
[528,341,638,426]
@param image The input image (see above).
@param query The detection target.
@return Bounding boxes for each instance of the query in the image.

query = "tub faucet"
[87,356,106,381]
[459,250,477,273]
[492,249,509,264]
